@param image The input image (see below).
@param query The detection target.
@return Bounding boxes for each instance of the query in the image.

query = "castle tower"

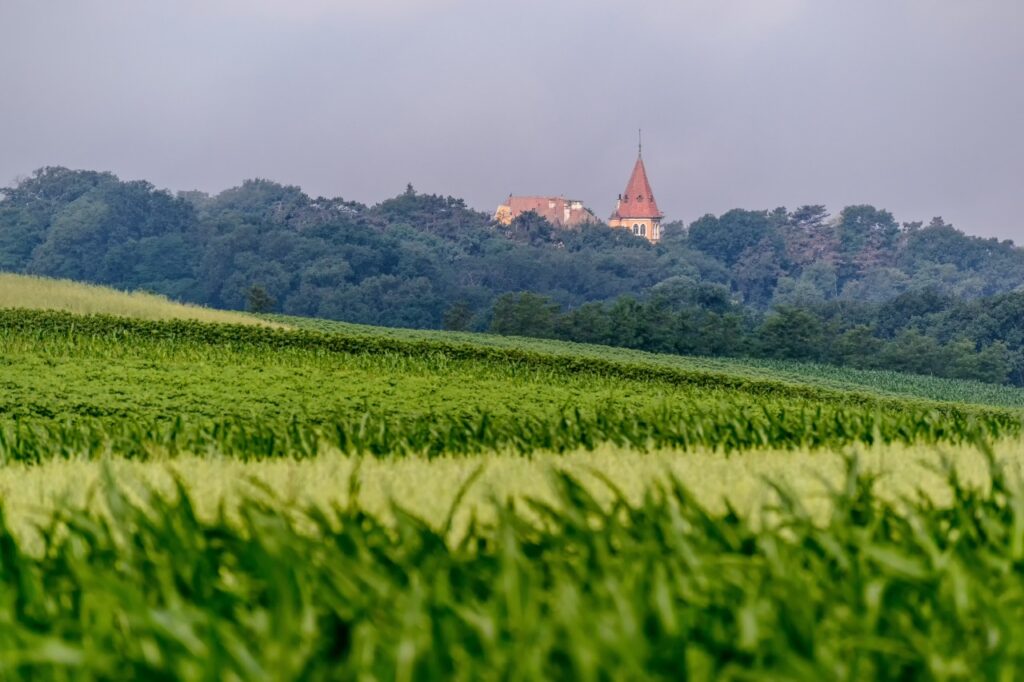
[608,134,663,242]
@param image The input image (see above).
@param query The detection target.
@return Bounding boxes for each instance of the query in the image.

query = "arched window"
[640,224,647,237]
[632,223,641,235]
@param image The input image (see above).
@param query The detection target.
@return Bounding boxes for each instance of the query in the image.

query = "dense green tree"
[246,285,275,313]
[606,296,648,349]
[490,292,559,338]
[649,276,733,313]
[685,310,748,357]
[501,210,556,246]
[836,205,900,282]
[772,276,824,308]
[897,218,1024,296]
[876,330,947,376]
[556,302,612,345]
[839,267,910,303]
[948,340,1011,384]
[873,288,951,338]
[4,170,202,296]
[757,307,826,361]
[733,239,786,307]
[442,301,475,331]
[7,167,1024,386]
[772,262,839,308]
[780,205,837,270]
[829,325,884,368]
[688,209,773,267]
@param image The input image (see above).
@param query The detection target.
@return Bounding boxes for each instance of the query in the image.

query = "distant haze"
[2,1,1022,240]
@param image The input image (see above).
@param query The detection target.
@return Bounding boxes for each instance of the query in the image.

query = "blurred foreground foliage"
[2,456,1024,680]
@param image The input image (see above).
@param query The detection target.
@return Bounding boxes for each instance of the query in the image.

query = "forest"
[3,166,1024,384]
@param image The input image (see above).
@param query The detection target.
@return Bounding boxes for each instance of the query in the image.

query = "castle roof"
[610,155,663,220]
[496,196,596,227]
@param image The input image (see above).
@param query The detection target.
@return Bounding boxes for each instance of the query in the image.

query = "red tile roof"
[499,196,596,227]
[610,156,663,220]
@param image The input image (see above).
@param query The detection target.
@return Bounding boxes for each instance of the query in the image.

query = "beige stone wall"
[609,217,661,242]
[493,204,513,225]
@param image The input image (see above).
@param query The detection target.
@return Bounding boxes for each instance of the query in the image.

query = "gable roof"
[610,155,663,220]
[497,196,597,227]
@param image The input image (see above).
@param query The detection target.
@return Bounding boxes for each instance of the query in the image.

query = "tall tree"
[489,292,559,338]
[688,209,774,267]
[836,205,900,283]
[779,205,838,270]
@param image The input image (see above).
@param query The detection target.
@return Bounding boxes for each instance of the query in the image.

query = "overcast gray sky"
[2,1,1022,239]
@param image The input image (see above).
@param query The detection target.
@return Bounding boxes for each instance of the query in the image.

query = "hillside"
[2,307,1019,464]
[5,167,1024,387]
[5,168,1023,322]
[0,272,277,326]
[6,2,1024,675]
[276,313,1024,409]
[3,271,1022,410]
[3,280,1024,679]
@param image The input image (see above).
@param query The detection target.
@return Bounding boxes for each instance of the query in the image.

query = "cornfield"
[2,456,1024,679]
[3,307,1024,678]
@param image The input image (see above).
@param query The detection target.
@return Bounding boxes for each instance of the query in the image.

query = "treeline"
[0,168,694,327]
[3,166,1024,384]
[486,286,1024,385]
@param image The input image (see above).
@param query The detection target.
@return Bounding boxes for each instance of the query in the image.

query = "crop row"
[0,398,1015,463]
[0,308,999,412]
[274,312,1024,409]
[2,455,1024,679]
[2,309,1022,460]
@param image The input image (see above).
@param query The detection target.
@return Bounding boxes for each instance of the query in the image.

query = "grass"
[0,272,279,326]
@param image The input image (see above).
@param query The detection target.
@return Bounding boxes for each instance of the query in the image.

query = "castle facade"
[493,196,597,228]
[494,140,664,243]
[607,149,663,243]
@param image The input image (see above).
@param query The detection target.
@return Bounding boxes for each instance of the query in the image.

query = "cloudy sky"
[2,1,1022,239]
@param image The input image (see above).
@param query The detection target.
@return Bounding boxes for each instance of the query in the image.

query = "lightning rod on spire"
[638,128,642,158]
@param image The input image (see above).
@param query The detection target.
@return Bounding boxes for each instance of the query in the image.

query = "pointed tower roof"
[611,154,663,220]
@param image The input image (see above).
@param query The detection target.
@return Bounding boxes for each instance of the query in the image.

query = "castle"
[493,196,597,228]
[607,144,664,242]
[494,139,664,243]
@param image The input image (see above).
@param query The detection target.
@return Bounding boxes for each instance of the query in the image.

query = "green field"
[0,272,278,327]
[2,309,1019,463]
[4,277,1024,678]
[4,443,1024,679]
[273,313,1024,409]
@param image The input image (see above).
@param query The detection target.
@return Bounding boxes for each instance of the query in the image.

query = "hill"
[5,168,1023,323]
[275,313,1024,409]
[2,282,1024,678]
[5,167,1024,387]
[1,307,1018,464]
[0,272,277,326]
[3,270,1022,410]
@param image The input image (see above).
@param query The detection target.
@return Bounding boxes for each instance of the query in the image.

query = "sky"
[1,0,1022,240]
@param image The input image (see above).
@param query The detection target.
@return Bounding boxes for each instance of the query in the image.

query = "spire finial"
[638,128,643,158]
